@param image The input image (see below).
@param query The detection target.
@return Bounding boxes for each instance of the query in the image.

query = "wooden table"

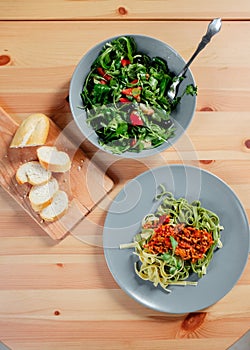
[0,1,250,349]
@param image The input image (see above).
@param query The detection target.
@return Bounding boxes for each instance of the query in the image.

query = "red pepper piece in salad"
[121,87,141,96]
[130,138,137,147]
[121,87,133,96]
[119,97,130,103]
[121,58,131,66]
[130,79,138,84]
[130,111,143,126]
[121,86,142,101]
[96,67,112,81]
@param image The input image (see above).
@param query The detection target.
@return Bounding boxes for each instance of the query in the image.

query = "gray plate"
[103,165,249,314]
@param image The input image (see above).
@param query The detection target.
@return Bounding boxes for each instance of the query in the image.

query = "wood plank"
[0,21,249,70]
[0,0,250,20]
[0,284,249,321]
[0,261,117,290]
[0,234,104,255]
[0,307,249,346]
[0,339,236,350]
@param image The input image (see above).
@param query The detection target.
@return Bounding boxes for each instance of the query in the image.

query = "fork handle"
[178,18,222,78]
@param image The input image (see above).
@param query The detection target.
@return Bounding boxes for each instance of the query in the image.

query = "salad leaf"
[185,84,198,96]
[92,84,111,105]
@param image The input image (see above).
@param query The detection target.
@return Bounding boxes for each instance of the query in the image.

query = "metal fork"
[167,18,222,100]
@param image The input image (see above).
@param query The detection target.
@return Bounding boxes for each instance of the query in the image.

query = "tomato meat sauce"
[143,215,214,263]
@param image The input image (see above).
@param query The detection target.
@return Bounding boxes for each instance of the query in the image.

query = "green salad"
[81,36,197,154]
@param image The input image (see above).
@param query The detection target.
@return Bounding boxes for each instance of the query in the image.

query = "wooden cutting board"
[0,107,114,240]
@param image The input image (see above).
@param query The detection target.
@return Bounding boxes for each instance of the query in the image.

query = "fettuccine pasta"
[120,185,224,292]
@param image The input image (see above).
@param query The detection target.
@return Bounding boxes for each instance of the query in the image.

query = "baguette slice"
[16,161,52,185]
[10,113,50,148]
[29,177,59,212]
[39,190,68,222]
[37,146,71,173]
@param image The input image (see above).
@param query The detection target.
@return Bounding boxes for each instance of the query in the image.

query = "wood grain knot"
[181,312,207,332]
[0,55,11,66]
[54,310,61,316]
[244,139,250,149]
[199,160,214,165]
[118,6,128,15]
[200,106,214,112]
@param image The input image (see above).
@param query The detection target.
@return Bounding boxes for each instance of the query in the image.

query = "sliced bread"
[37,146,71,173]
[29,177,59,212]
[10,113,50,148]
[16,161,52,186]
[40,190,69,222]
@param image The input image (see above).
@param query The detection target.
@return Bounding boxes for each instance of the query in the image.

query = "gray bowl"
[69,34,196,158]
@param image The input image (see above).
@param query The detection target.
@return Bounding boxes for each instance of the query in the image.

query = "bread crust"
[40,190,69,222]
[37,146,71,173]
[16,161,52,186]
[29,177,59,212]
[10,113,50,148]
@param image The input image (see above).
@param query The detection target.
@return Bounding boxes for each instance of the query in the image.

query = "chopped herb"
[170,235,178,253]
